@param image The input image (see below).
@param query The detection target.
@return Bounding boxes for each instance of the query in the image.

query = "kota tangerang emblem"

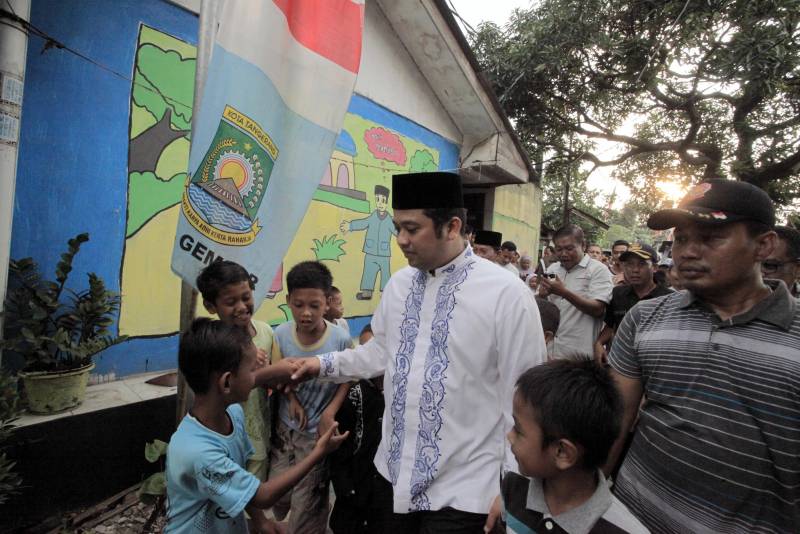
[182,105,278,246]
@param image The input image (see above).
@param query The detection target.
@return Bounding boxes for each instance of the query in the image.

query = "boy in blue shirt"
[501,360,648,534]
[269,261,353,533]
[165,318,347,534]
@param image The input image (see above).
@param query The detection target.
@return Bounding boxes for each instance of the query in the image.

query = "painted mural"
[12,1,458,377]
[119,26,454,338]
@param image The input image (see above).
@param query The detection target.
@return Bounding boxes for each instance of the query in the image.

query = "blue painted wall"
[10,0,459,377]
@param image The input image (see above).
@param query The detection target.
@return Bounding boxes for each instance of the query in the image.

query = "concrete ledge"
[17,370,178,428]
[3,392,177,531]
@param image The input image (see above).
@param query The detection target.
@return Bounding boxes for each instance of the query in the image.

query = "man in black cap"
[290,172,546,533]
[473,229,503,262]
[605,179,800,533]
[593,244,672,365]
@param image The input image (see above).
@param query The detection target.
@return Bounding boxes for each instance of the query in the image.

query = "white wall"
[355,1,463,146]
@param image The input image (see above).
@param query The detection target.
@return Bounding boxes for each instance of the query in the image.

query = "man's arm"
[253,358,299,389]
[603,370,643,476]
[541,275,606,317]
[594,324,614,365]
[347,215,371,231]
[603,300,646,477]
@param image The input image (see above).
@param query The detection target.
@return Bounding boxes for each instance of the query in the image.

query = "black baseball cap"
[647,179,775,230]
[620,244,658,263]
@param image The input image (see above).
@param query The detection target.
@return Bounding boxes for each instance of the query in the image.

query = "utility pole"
[176,0,218,424]
[0,0,31,364]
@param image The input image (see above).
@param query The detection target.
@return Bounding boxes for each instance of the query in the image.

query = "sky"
[447,1,686,208]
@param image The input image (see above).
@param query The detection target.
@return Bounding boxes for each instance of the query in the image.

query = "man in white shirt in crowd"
[609,239,629,285]
[499,241,521,277]
[539,224,613,358]
[290,172,546,533]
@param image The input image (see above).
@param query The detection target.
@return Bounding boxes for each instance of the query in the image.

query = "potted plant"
[1,233,128,414]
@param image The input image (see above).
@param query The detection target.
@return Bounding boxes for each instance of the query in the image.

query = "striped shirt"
[608,281,800,533]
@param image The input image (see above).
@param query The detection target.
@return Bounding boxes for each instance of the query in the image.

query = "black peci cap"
[648,179,775,230]
[392,172,464,210]
[474,230,502,248]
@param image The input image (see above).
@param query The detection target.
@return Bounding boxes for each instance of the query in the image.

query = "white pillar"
[0,0,31,360]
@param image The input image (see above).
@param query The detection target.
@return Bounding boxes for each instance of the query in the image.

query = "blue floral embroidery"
[387,270,427,484]
[408,259,474,510]
[319,353,335,377]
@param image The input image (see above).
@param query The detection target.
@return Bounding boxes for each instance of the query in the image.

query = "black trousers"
[376,474,489,534]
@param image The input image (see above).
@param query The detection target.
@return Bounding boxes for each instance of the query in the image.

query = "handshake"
[253,357,323,392]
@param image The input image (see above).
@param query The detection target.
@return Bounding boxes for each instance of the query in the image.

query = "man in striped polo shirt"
[606,179,799,533]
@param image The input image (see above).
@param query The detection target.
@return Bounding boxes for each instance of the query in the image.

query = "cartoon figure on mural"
[339,184,396,300]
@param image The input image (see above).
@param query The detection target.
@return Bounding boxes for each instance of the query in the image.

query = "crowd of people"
[163,172,799,534]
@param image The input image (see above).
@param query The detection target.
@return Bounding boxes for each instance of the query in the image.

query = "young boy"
[324,285,350,337]
[503,360,648,533]
[165,318,347,533]
[269,261,353,533]
[196,261,275,482]
[328,324,391,534]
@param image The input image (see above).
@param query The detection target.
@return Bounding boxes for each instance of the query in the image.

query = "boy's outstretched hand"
[290,357,322,382]
[313,422,349,456]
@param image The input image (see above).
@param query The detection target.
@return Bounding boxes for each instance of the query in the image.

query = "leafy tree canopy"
[132,44,195,131]
[472,0,800,206]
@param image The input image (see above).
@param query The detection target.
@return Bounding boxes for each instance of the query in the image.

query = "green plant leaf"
[138,472,166,502]
[144,439,169,463]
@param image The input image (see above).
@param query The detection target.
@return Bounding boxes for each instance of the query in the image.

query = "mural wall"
[11,1,458,377]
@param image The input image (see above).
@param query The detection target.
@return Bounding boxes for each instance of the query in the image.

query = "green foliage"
[144,439,168,463]
[132,44,195,131]
[409,150,438,172]
[0,372,22,504]
[139,439,168,506]
[1,234,128,372]
[473,0,800,205]
[311,234,347,262]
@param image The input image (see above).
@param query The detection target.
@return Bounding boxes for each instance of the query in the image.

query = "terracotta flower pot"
[19,362,95,414]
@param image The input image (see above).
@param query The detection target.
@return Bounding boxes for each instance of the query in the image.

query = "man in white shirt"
[500,241,521,276]
[291,172,547,533]
[539,225,613,358]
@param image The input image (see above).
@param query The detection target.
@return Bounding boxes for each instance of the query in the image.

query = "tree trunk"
[128,108,190,174]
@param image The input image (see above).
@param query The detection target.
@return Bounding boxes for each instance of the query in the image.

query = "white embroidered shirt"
[318,245,547,514]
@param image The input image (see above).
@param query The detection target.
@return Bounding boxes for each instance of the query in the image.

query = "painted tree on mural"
[130,44,196,173]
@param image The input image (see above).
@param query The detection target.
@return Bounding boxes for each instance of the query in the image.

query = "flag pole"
[175,0,218,425]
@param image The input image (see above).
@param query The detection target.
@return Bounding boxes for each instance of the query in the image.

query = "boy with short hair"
[503,360,648,533]
[196,261,276,482]
[165,318,347,533]
[269,261,353,533]
[324,285,350,337]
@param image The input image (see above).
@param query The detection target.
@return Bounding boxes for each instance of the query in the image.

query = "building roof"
[335,130,357,155]
[377,0,536,186]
